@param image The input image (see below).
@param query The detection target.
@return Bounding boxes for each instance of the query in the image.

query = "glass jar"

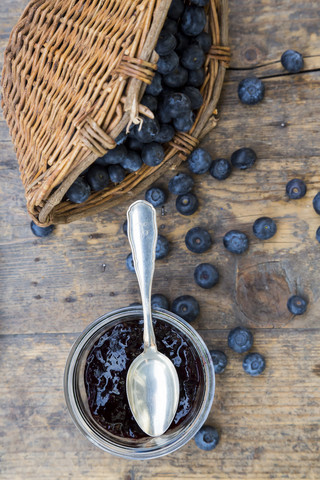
[64,306,215,459]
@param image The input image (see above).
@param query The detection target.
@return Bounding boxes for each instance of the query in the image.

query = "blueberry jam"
[84,318,203,439]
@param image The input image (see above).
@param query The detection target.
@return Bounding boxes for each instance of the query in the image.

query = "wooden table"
[1,0,320,478]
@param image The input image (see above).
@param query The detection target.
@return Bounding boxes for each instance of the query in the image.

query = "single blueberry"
[126,253,135,272]
[96,145,127,166]
[141,94,158,113]
[187,67,205,87]
[86,165,109,191]
[209,158,232,180]
[316,226,320,243]
[173,110,195,132]
[194,263,219,289]
[194,426,219,451]
[123,219,128,236]
[175,32,190,55]
[231,147,257,170]
[185,227,212,253]
[287,295,308,315]
[151,293,169,310]
[156,234,170,259]
[193,31,211,53]
[243,352,266,376]
[176,192,199,216]
[223,230,249,254]
[121,151,143,172]
[154,124,175,143]
[210,350,227,374]
[253,217,277,240]
[168,0,185,20]
[181,6,206,37]
[169,173,194,195]
[155,31,177,56]
[133,116,160,143]
[108,164,126,184]
[157,51,179,75]
[162,18,178,35]
[161,92,191,118]
[313,192,320,215]
[187,148,212,174]
[181,45,206,70]
[163,65,189,88]
[171,295,200,322]
[145,187,167,207]
[228,326,253,353]
[30,221,55,237]
[281,49,304,73]
[238,77,265,105]
[286,178,307,199]
[66,177,91,203]
[141,142,165,166]
[145,72,163,96]
[182,86,203,110]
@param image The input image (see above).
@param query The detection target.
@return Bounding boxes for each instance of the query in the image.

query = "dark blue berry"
[127,137,143,151]
[238,77,265,105]
[168,0,184,20]
[185,227,212,253]
[187,68,205,87]
[187,148,212,174]
[156,103,172,124]
[123,219,128,236]
[108,164,126,184]
[141,94,158,113]
[228,326,253,353]
[243,353,265,376]
[194,426,219,451]
[145,72,163,96]
[157,51,179,75]
[115,129,128,145]
[30,221,55,237]
[145,187,166,207]
[96,145,127,166]
[190,0,209,6]
[121,151,143,172]
[286,179,307,199]
[223,230,249,254]
[253,217,277,240]
[163,18,178,35]
[154,124,175,143]
[163,65,189,88]
[193,32,211,53]
[171,295,200,322]
[169,173,194,195]
[281,49,304,73]
[181,45,205,70]
[126,253,135,272]
[86,165,109,191]
[231,147,256,170]
[194,263,219,288]
[287,295,308,315]
[182,86,203,110]
[175,32,190,55]
[155,31,177,55]
[133,116,160,143]
[173,110,195,132]
[161,92,191,118]
[181,6,206,37]
[156,234,170,259]
[209,158,232,180]
[210,350,227,374]
[67,177,91,203]
[151,293,169,310]
[176,192,198,215]
[141,142,165,166]
[316,227,320,242]
[313,192,320,215]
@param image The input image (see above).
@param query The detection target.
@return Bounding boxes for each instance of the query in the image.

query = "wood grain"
[1,0,320,479]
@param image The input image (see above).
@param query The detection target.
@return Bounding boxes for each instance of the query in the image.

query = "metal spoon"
[126,200,180,437]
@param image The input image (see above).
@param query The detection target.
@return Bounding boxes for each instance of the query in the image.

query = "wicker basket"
[1,0,230,226]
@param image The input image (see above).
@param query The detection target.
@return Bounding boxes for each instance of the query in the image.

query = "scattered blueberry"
[123,219,128,236]
[173,110,195,132]
[145,187,167,207]
[209,158,232,180]
[228,326,253,353]
[253,217,277,240]
[316,227,320,243]
[194,426,219,451]
[167,0,185,20]
[187,148,212,174]
[182,86,203,110]
[176,192,199,215]
[185,226,212,253]
[155,31,177,56]
[286,179,307,199]
[157,51,179,75]
[66,177,91,203]
[133,116,160,143]
[151,293,169,310]
[193,31,211,53]
[169,172,194,195]
[223,230,249,254]
[181,6,206,37]
[96,145,127,166]
[126,253,135,272]
[156,234,170,259]
[155,124,175,143]
[281,49,304,73]
[141,142,165,166]
[287,295,308,315]
[231,147,256,170]
[145,72,163,96]
[30,221,55,237]
[141,94,158,113]
[238,77,265,105]
[313,192,320,215]
[108,164,126,184]
[163,65,189,88]
[194,263,219,289]
[187,68,205,87]
[171,295,200,322]
[210,350,227,374]
[243,353,266,376]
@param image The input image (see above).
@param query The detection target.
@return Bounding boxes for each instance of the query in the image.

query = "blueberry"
[154,124,175,143]
[168,172,194,195]
[209,158,232,180]
[108,164,126,184]
[286,179,307,199]
[145,187,166,207]
[163,18,178,35]
[287,295,308,315]
[145,72,163,96]
[175,32,190,55]
[185,227,212,253]
[190,0,209,6]
[228,326,253,353]
[163,65,189,88]
[173,110,195,132]
[155,31,177,56]
[243,353,265,376]
[181,6,206,37]
[133,116,160,143]
[66,177,91,203]
[96,145,127,166]
[156,234,170,259]
[171,295,200,322]
[86,165,109,191]
[210,350,227,374]
[115,129,128,145]
[313,192,320,215]
[253,217,277,240]
[182,86,203,110]
[121,151,143,172]
[168,0,184,20]
[194,426,219,451]
[123,219,128,236]
[161,92,191,118]
[181,45,205,70]
[126,253,135,272]
[141,142,165,166]
[157,51,179,75]
[316,227,320,242]
[187,148,212,174]
[231,147,256,170]
[223,230,249,254]
[176,192,199,215]
[193,32,211,53]
[194,263,219,289]
[141,94,158,113]
[187,68,205,87]
[151,293,169,310]
[127,137,143,151]
[30,221,55,237]
[281,49,304,73]
[156,103,173,124]
[238,77,265,105]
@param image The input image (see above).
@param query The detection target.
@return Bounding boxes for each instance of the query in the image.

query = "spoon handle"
[127,200,158,350]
